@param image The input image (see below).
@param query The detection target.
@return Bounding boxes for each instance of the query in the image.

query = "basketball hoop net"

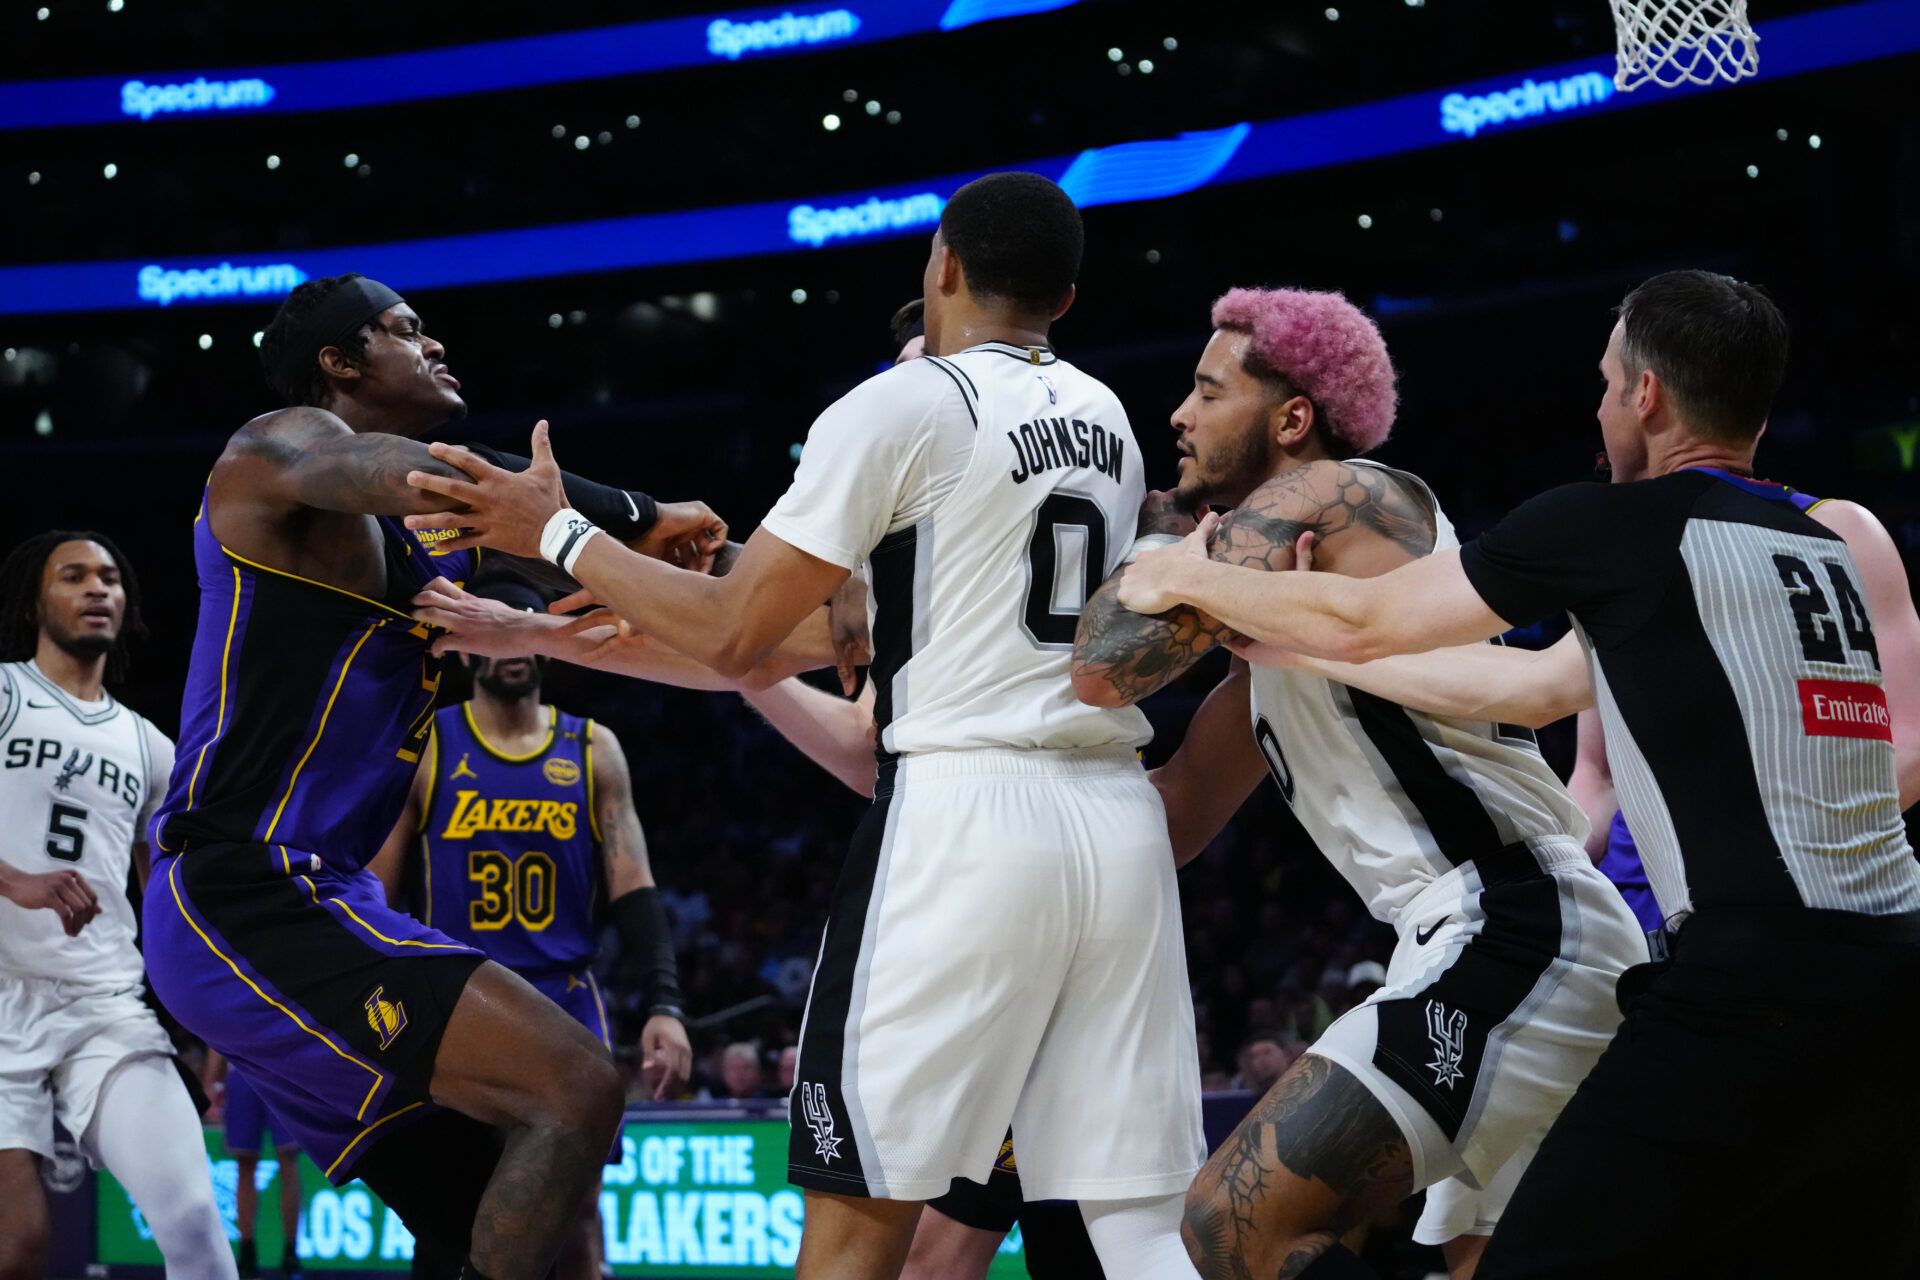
[1609,0,1760,90]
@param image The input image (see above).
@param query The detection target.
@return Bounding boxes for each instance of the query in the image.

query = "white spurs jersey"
[763,341,1151,759]
[1247,462,1589,926]
[0,661,175,990]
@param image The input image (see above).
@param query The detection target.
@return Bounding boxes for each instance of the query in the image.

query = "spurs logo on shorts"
[1425,1001,1468,1088]
[363,986,408,1050]
[801,1082,841,1163]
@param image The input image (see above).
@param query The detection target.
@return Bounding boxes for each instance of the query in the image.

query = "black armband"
[610,886,684,1019]
[462,443,659,541]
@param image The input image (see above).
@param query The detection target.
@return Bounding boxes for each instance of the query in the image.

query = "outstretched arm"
[743,680,879,799]
[1232,630,1594,730]
[406,426,848,679]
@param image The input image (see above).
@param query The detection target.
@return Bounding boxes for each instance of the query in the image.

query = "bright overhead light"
[574,135,589,150]
[35,7,49,19]
[886,110,902,124]
[1139,58,1155,73]
[625,115,641,129]
[791,288,808,304]
[1746,163,1760,177]
[108,0,125,11]
[865,100,881,115]
[551,124,566,139]
[843,89,859,103]
[1356,213,1373,228]
[34,411,52,436]
[1808,133,1822,148]
[1775,128,1789,141]
[822,114,841,131]
[597,131,612,145]
[102,163,118,179]
[1325,7,1340,18]
[343,153,359,167]
[197,334,213,350]
[1107,47,1123,61]
[253,331,264,348]
[1163,36,1178,50]
[547,313,564,329]
[265,154,280,170]
[27,172,41,185]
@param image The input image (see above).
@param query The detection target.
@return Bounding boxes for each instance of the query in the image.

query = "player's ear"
[1636,367,1661,422]
[935,244,964,296]
[316,344,361,385]
[1270,394,1316,448]
[1050,283,1076,323]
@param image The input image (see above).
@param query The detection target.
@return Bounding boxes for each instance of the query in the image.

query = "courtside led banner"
[97,1118,1031,1277]
[0,0,1080,132]
[3,0,1913,317]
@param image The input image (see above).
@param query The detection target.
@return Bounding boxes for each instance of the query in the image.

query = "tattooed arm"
[1071,460,1438,708]
[220,407,474,517]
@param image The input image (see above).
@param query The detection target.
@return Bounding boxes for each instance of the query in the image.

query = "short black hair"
[1616,270,1789,443]
[0,530,147,683]
[260,273,376,406]
[889,298,925,348]
[937,172,1083,315]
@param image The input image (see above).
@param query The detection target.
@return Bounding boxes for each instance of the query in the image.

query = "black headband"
[271,275,404,396]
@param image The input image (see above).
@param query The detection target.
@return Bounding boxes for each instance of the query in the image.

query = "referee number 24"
[1772,554,1879,670]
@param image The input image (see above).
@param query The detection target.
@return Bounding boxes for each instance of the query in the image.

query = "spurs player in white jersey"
[1120,271,1920,1276]
[399,173,1206,1280]
[0,532,234,1280]
[1073,288,1644,1280]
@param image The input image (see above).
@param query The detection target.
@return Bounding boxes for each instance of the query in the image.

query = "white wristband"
[540,508,603,575]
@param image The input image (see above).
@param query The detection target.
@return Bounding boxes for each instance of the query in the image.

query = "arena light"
[0,0,1910,317]
[0,0,1091,132]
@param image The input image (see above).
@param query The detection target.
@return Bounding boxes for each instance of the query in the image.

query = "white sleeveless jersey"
[763,341,1151,757]
[1246,463,1589,925]
[0,661,175,990]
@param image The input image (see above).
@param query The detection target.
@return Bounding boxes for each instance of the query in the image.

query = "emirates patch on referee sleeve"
[1798,679,1893,741]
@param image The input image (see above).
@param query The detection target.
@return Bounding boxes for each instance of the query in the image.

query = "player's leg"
[796,1191,923,1280]
[1010,757,1205,1280]
[901,1206,1004,1280]
[272,1142,304,1276]
[424,959,625,1279]
[0,1149,51,1280]
[1018,1201,1104,1279]
[552,1183,603,1280]
[788,760,1078,1273]
[1182,1054,1411,1279]
[903,1169,1021,1280]
[235,1153,262,1277]
[84,1054,236,1280]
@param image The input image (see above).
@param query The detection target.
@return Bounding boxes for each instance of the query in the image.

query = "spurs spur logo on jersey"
[1425,1000,1468,1089]
[801,1082,842,1163]
[53,748,94,792]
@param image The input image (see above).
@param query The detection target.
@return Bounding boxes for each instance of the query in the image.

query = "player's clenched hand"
[405,420,567,558]
[411,577,557,658]
[632,501,728,574]
[0,866,101,936]
[1117,514,1219,615]
[639,1015,693,1101]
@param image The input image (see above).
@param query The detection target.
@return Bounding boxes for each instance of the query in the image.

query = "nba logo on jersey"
[1425,1001,1467,1088]
[363,986,408,1050]
[801,1083,842,1162]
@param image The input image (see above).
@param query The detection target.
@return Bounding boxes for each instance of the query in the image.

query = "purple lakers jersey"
[151,492,477,870]
[417,704,600,973]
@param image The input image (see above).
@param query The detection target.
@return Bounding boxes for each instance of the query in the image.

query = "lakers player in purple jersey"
[370,575,691,1280]
[141,273,724,1280]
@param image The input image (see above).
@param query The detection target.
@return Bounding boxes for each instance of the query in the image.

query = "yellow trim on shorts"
[297,876,471,950]
[324,1101,426,1180]
[166,859,387,1121]
[264,621,381,842]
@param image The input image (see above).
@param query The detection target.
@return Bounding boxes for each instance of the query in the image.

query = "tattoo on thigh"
[1265,1055,1412,1201]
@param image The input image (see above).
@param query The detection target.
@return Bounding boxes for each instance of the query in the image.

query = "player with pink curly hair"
[1069,292,1645,1280]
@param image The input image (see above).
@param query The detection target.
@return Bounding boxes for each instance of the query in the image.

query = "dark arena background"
[3,1,1916,1277]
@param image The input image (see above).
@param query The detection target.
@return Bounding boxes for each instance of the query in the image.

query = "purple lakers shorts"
[145,843,484,1183]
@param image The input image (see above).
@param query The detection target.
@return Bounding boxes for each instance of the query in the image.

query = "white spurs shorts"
[0,974,175,1163]
[1305,838,1648,1244]
[788,746,1206,1202]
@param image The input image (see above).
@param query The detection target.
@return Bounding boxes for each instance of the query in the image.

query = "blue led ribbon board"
[1,0,1912,317]
[0,0,1083,132]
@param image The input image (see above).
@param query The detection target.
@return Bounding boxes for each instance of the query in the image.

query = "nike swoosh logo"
[27,700,56,709]
[624,492,640,523]
[1415,917,1450,946]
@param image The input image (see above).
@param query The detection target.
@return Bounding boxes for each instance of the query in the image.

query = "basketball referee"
[1117,270,1920,1276]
